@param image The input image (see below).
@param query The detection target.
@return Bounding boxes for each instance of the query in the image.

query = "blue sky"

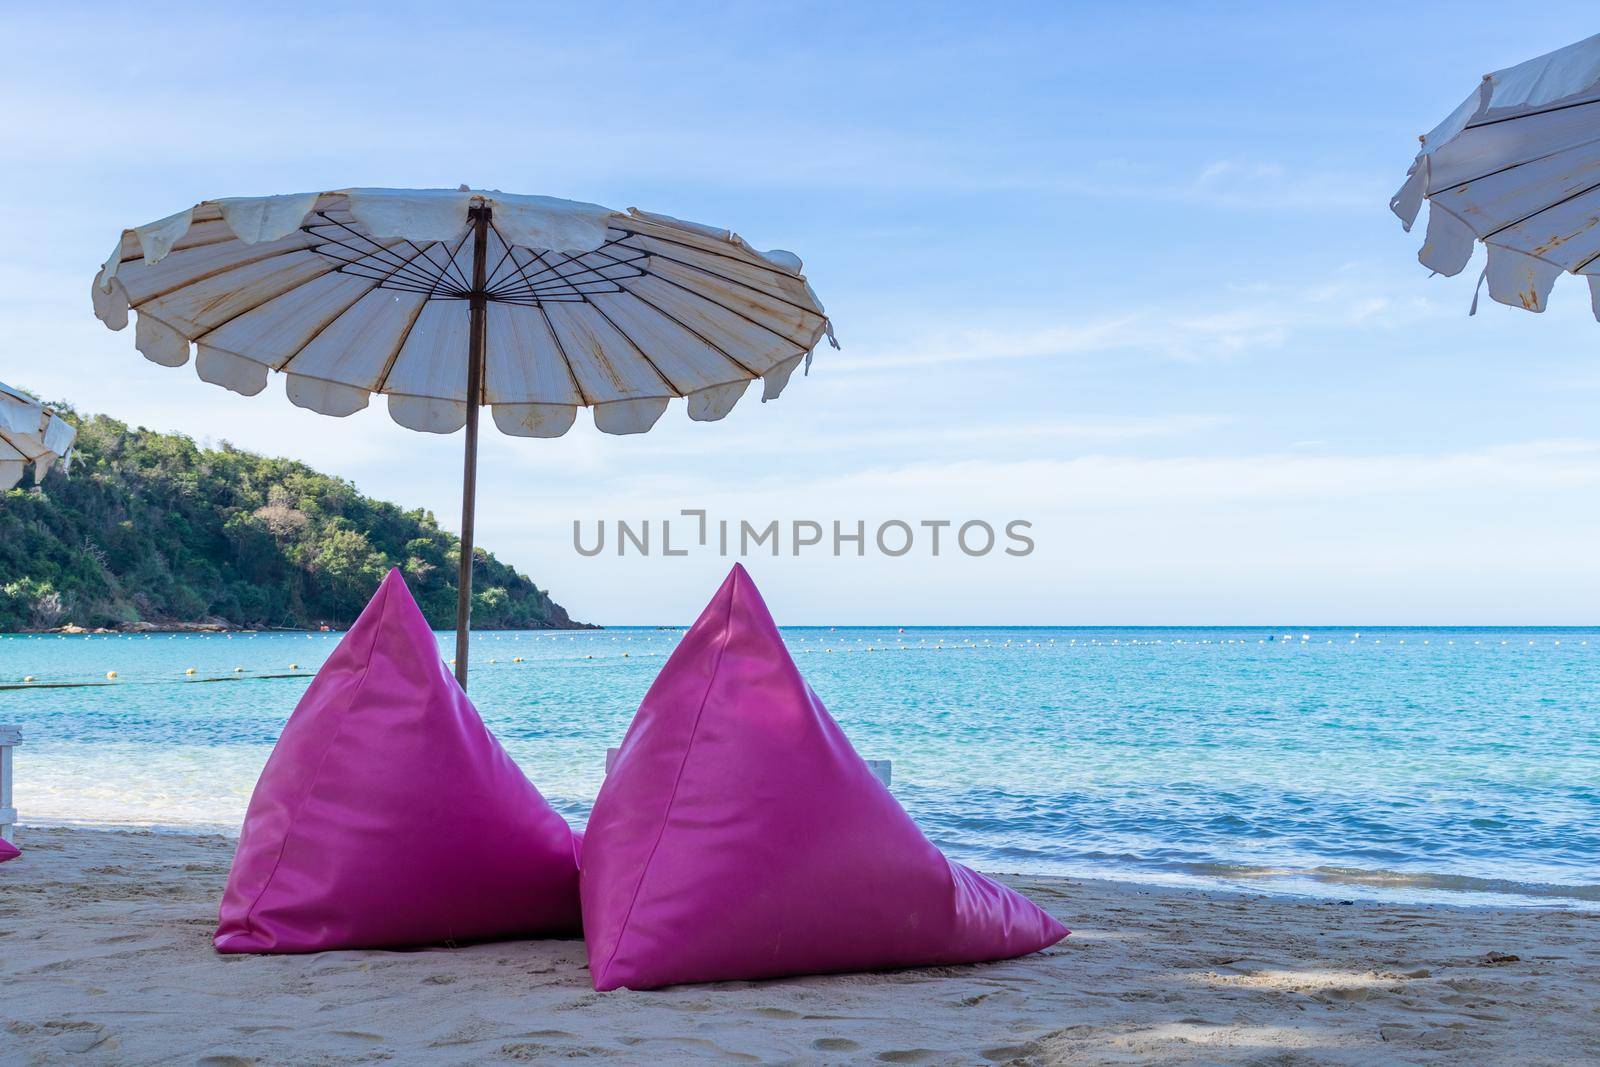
[5,2,1600,623]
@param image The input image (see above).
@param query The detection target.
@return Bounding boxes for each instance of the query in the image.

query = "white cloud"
[1187,159,1388,211]
[512,437,1600,516]
[853,272,1437,370]
[487,413,1232,465]
[481,436,1600,624]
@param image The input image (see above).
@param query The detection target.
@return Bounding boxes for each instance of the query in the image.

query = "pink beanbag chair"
[581,564,1068,990]
[215,569,580,953]
[0,838,18,863]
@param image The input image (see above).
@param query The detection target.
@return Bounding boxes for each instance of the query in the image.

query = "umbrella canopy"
[1392,33,1600,316]
[0,382,76,490]
[91,187,835,682]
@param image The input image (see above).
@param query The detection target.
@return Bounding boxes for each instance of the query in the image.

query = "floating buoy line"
[4,630,1595,688]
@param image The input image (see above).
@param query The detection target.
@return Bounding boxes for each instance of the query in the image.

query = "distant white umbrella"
[1392,33,1600,316]
[91,187,836,683]
[0,382,76,490]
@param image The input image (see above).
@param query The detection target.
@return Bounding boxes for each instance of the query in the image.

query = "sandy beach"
[0,828,1592,1065]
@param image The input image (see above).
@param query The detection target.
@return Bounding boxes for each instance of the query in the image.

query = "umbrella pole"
[455,205,491,688]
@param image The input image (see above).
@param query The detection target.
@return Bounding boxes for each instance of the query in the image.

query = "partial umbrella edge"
[0,382,77,490]
[1391,32,1600,320]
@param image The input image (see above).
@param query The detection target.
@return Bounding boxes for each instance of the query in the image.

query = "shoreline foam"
[15,819,1600,911]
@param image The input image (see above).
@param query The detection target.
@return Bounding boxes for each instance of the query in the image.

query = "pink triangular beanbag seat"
[0,838,18,863]
[215,569,580,953]
[581,564,1068,990]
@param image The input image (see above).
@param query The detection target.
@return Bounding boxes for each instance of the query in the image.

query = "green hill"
[0,402,588,632]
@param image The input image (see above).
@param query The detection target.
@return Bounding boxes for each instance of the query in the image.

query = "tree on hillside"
[0,405,588,632]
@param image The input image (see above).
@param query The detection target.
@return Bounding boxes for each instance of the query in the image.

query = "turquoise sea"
[2,626,1596,908]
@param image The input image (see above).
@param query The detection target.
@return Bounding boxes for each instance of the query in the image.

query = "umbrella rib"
[506,246,573,302]
[583,299,684,396]
[518,259,646,293]
[186,257,351,343]
[503,275,636,299]
[432,225,473,294]
[579,244,764,375]
[495,237,643,290]
[488,244,569,310]
[125,243,321,310]
[328,250,461,297]
[313,252,453,297]
[431,228,476,300]
[577,242,812,355]
[373,294,436,397]
[308,214,455,290]
[614,237,825,320]
[420,225,476,297]
[614,225,800,279]
[367,238,460,294]
[311,212,442,281]
[328,225,466,296]
[308,219,463,295]
[0,430,46,460]
[620,288,760,377]
[271,278,392,374]
[532,303,593,408]
[487,273,636,299]
[501,242,553,295]
[482,222,530,295]
[1480,177,1600,242]
[629,270,810,353]
[1432,131,1600,196]
[446,237,479,295]
[502,243,646,300]
[1466,93,1600,131]
[334,278,454,297]
[116,231,239,266]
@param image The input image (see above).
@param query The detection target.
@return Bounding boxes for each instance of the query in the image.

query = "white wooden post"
[0,725,19,842]
[605,746,891,788]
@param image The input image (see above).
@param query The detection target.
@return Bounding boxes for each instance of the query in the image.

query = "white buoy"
[106,671,117,679]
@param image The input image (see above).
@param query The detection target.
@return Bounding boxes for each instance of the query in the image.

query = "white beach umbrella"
[91,187,836,683]
[1392,32,1600,316]
[0,382,77,491]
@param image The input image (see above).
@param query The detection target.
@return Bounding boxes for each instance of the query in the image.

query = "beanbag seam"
[592,578,737,986]
[232,577,394,943]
